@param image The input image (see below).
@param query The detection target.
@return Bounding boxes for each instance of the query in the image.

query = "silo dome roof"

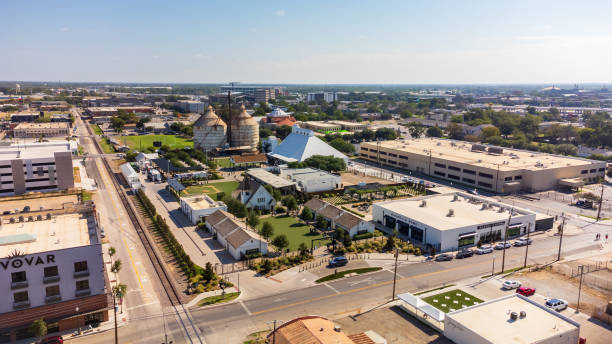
[194,105,226,128]
[233,104,258,126]
[268,108,289,118]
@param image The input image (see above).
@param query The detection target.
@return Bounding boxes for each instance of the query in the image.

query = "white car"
[476,245,493,255]
[494,242,511,250]
[502,280,521,290]
[545,298,568,311]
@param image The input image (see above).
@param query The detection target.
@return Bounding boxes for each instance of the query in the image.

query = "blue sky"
[2,0,612,84]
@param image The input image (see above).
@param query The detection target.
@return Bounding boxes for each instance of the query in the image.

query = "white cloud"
[274,9,285,16]
[59,27,69,32]
[532,24,553,31]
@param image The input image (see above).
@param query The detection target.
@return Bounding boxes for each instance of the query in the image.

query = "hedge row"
[136,189,201,277]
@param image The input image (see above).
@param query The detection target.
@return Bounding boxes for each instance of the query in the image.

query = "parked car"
[455,249,474,259]
[516,286,536,296]
[513,240,527,247]
[502,280,521,290]
[476,245,493,255]
[329,256,348,267]
[518,237,533,244]
[494,242,512,250]
[435,253,453,261]
[545,298,568,311]
[39,336,63,344]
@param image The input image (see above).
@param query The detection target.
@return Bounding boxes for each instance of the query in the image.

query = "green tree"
[329,138,355,154]
[408,123,425,138]
[271,234,290,254]
[30,319,47,339]
[282,195,298,213]
[447,122,463,139]
[426,126,443,137]
[112,283,128,313]
[315,215,328,230]
[111,259,122,274]
[108,246,116,258]
[275,125,293,139]
[202,262,215,282]
[300,207,314,221]
[480,126,501,140]
[246,211,260,228]
[607,168,612,178]
[260,221,274,242]
[299,242,309,257]
[384,235,396,252]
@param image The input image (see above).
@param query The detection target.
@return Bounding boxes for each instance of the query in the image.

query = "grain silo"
[231,104,259,152]
[193,105,227,152]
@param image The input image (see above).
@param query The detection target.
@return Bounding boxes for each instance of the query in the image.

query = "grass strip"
[414,284,456,296]
[198,292,240,307]
[315,267,381,283]
[481,265,532,279]
[91,124,103,135]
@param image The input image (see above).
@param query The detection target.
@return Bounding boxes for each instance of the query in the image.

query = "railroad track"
[81,116,204,344]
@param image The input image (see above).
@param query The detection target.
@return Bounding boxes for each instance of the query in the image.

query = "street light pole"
[501,208,513,273]
[391,248,399,300]
[523,222,531,268]
[596,182,604,221]
[576,265,584,313]
[557,214,566,261]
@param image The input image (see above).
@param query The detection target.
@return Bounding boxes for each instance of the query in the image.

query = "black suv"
[329,256,348,267]
[455,249,474,259]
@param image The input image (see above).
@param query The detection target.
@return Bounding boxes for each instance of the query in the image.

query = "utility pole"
[523,222,531,268]
[596,181,605,221]
[113,292,118,344]
[267,320,283,344]
[501,208,513,273]
[557,214,566,261]
[576,265,584,313]
[492,256,495,277]
[391,248,399,300]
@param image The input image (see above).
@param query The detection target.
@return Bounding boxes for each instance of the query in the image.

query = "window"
[11,271,26,283]
[463,169,476,175]
[76,280,89,291]
[448,165,461,171]
[379,151,387,155]
[581,170,588,174]
[434,171,445,177]
[462,178,475,184]
[504,176,513,181]
[447,174,460,180]
[458,235,475,248]
[361,147,369,152]
[478,172,493,179]
[399,155,408,160]
[478,181,492,188]
[599,168,605,172]
[434,163,446,168]
[388,153,397,157]
[360,153,368,157]
[44,266,59,278]
[589,169,596,173]
[46,285,60,297]
[389,160,397,165]
[13,291,28,303]
[514,175,522,180]
[74,261,88,272]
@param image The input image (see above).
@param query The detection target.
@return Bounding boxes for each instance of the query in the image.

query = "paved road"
[190,228,609,343]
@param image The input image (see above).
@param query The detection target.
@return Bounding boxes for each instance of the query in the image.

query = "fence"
[551,261,612,292]
[592,305,612,326]
[538,191,612,211]
[298,253,366,272]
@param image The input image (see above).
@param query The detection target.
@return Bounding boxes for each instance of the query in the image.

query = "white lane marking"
[127,300,160,311]
[348,277,374,286]
[239,300,252,316]
[324,283,340,294]
[384,267,404,278]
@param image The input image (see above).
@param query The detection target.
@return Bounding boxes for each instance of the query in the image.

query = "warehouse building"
[180,195,227,225]
[13,123,71,138]
[372,192,537,252]
[0,203,109,342]
[279,167,341,193]
[360,138,607,193]
[444,294,580,344]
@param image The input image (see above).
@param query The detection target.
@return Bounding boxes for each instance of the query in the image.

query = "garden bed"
[422,289,483,313]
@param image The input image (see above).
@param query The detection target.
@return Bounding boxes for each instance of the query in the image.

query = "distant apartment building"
[0,202,109,342]
[82,97,149,107]
[300,121,342,133]
[0,142,76,196]
[178,100,206,114]
[84,106,155,117]
[13,123,70,138]
[359,138,607,193]
[307,91,337,103]
[29,101,70,111]
[219,85,280,103]
[331,121,368,132]
[10,113,42,123]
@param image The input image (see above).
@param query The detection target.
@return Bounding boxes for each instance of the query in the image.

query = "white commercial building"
[205,210,268,260]
[279,167,341,193]
[178,100,206,114]
[307,91,337,103]
[0,204,109,341]
[0,142,76,196]
[120,163,141,189]
[444,294,580,344]
[269,125,348,163]
[372,192,536,252]
[180,194,227,225]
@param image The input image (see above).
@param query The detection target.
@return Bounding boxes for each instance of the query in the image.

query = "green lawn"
[214,157,232,168]
[316,267,381,283]
[422,289,483,313]
[91,124,103,135]
[99,138,116,154]
[257,215,330,251]
[197,292,240,307]
[183,181,239,200]
[115,135,193,151]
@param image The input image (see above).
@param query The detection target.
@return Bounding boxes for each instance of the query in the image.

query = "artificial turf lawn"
[183,181,239,200]
[115,135,193,150]
[422,289,483,313]
[256,215,330,251]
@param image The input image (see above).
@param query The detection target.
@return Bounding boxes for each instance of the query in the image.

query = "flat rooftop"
[377,192,532,230]
[365,138,601,171]
[446,294,579,344]
[0,195,78,214]
[182,195,223,210]
[0,213,95,256]
[283,168,337,182]
[15,122,69,129]
[0,142,74,160]
[247,168,296,188]
[303,121,341,128]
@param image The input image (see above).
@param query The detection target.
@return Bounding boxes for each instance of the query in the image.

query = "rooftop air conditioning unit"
[420,200,427,207]
[453,194,459,201]
[447,209,455,217]
[510,312,518,321]
[520,311,526,318]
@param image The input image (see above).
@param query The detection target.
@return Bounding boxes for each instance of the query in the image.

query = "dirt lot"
[334,305,452,344]
[341,171,395,186]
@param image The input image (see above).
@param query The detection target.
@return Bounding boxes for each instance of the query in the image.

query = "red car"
[516,286,535,296]
[39,336,63,344]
